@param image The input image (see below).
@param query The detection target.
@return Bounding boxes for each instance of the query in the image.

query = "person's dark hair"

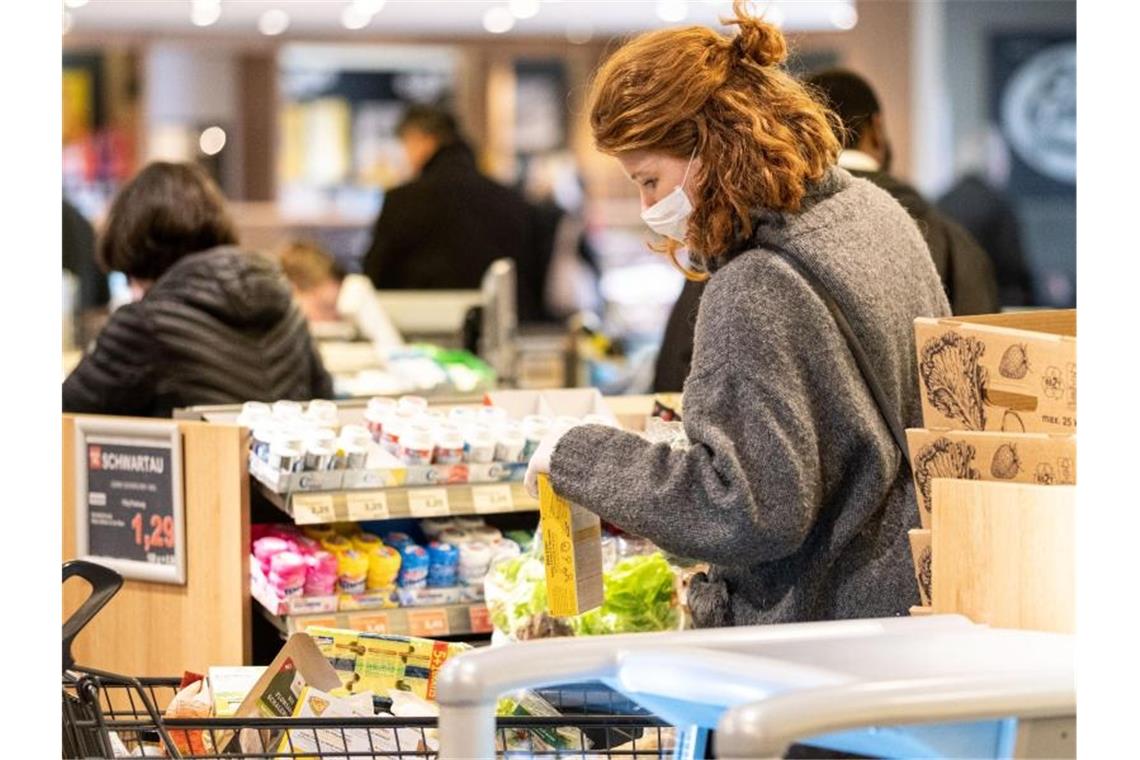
[804,68,882,150]
[98,161,238,279]
[396,104,460,146]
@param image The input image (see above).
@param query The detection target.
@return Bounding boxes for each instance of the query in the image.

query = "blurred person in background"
[62,198,111,347]
[526,3,949,628]
[938,127,1036,307]
[279,239,404,352]
[807,68,1000,316]
[520,151,602,322]
[361,104,538,318]
[63,162,332,416]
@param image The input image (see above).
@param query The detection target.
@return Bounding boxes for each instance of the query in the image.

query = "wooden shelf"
[253,478,538,525]
[256,598,493,638]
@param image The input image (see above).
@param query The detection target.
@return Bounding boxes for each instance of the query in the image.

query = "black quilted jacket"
[63,246,333,417]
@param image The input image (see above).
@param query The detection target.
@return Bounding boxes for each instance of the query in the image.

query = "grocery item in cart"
[307,626,471,701]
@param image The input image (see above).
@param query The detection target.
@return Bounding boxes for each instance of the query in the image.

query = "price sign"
[407,608,450,638]
[74,419,186,584]
[300,617,338,633]
[355,613,390,634]
[346,491,389,521]
[294,494,336,524]
[468,605,493,634]
[408,488,450,517]
[471,485,513,514]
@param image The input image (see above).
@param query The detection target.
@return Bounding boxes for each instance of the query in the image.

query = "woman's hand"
[523,420,581,498]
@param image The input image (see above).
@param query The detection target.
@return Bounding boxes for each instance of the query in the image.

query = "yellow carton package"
[537,474,603,617]
[305,627,470,702]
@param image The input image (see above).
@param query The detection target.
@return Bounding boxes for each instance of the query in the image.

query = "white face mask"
[640,149,697,243]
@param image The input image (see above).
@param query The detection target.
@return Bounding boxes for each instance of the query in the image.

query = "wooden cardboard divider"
[931,479,1074,633]
[906,428,1076,529]
[908,529,931,607]
[914,309,1075,434]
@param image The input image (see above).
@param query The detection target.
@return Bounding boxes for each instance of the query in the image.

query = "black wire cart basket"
[63,560,674,759]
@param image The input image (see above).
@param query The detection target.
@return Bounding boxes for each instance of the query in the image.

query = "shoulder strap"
[771,250,912,469]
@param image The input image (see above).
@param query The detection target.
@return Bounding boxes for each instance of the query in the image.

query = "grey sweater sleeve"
[550,257,834,567]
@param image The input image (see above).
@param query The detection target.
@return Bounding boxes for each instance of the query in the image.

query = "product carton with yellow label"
[537,474,603,617]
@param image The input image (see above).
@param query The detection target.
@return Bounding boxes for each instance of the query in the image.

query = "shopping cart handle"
[714,670,1076,759]
[63,560,123,671]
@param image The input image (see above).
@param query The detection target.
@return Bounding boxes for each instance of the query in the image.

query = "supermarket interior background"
[61,0,1076,392]
[39,0,1140,757]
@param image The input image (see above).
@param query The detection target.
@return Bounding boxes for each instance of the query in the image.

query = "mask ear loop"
[677,144,698,194]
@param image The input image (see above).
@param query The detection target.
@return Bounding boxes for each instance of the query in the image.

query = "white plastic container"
[458,541,493,584]
[268,441,302,473]
[305,399,340,427]
[422,517,458,540]
[272,400,304,421]
[251,423,279,462]
[463,425,497,464]
[303,444,333,472]
[343,443,368,470]
[433,425,466,465]
[398,395,429,414]
[399,427,434,466]
[494,424,526,463]
[237,401,271,429]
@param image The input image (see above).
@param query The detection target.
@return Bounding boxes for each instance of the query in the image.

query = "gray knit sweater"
[550,167,951,627]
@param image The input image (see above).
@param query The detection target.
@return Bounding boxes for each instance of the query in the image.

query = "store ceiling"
[64,0,860,39]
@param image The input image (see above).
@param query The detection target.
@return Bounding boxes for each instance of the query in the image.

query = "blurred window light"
[483,6,515,34]
[509,0,541,19]
[258,8,290,36]
[199,126,227,156]
[341,3,372,30]
[656,0,689,24]
[63,0,89,8]
[566,20,594,45]
[353,0,387,15]
[191,0,222,28]
[830,4,857,31]
[762,4,785,27]
[63,10,74,34]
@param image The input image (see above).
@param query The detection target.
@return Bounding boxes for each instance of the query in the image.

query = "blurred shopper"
[361,105,537,317]
[526,3,950,627]
[520,152,602,322]
[279,240,403,351]
[938,128,1036,307]
[62,199,111,346]
[807,68,1000,316]
[63,162,332,416]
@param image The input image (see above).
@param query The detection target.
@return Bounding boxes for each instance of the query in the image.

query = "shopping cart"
[436,615,1075,759]
[63,559,675,759]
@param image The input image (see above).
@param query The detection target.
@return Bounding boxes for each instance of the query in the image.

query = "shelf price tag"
[408,488,449,517]
[468,605,493,634]
[472,484,513,514]
[346,491,389,522]
[355,613,390,634]
[407,608,450,638]
[293,494,335,524]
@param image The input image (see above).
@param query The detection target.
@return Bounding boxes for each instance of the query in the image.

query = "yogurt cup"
[433,425,466,465]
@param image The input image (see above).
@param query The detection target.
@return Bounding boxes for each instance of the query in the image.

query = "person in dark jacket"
[63,162,332,417]
[806,69,1000,316]
[938,172,1036,307]
[361,105,540,320]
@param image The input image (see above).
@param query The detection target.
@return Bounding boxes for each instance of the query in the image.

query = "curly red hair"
[588,1,841,278]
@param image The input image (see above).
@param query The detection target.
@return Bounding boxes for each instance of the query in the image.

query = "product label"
[538,475,603,617]
[257,658,304,718]
[408,488,449,517]
[472,484,513,514]
[355,613,390,634]
[346,491,389,521]
[468,605,493,633]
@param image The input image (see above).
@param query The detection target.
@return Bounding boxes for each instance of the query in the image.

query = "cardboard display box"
[913,310,1075,434]
[905,428,1076,529]
[908,529,932,607]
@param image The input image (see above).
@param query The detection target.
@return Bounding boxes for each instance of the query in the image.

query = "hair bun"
[728,8,788,68]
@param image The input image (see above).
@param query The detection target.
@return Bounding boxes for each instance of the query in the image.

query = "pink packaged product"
[253,537,293,574]
[268,552,307,599]
[304,551,339,596]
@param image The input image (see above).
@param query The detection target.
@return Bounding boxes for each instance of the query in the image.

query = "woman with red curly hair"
[526,2,950,627]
